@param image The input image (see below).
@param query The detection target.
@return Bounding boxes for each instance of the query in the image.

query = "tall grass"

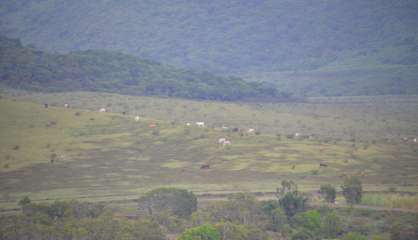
[361,194,418,210]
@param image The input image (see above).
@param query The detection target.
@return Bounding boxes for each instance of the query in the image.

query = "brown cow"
[200,164,210,170]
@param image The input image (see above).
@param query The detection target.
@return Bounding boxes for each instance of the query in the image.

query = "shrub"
[294,210,321,234]
[178,225,221,240]
[341,176,362,205]
[343,232,368,240]
[138,188,197,218]
[320,210,342,239]
[320,184,336,203]
[215,222,270,240]
[277,181,307,218]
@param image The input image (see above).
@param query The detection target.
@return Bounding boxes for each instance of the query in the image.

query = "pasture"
[0,90,418,212]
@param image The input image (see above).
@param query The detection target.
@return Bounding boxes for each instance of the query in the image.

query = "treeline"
[1,180,417,240]
[0,36,285,101]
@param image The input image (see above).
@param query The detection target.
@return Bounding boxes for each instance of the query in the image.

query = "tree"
[319,184,336,203]
[341,176,363,205]
[276,181,308,218]
[138,188,197,218]
[178,225,221,240]
[320,210,342,239]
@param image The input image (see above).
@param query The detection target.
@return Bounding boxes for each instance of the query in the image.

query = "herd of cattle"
[44,103,418,170]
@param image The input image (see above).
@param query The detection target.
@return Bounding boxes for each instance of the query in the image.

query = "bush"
[320,210,342,239]
[138,188,197,218]
[343,232,368,240]
[215,222,270,240]
[294,210,321,234]
[341,176,363,205]
[291,228,314,240]
[178,224,221,240]
[276,181,308,218]
[320,184,336,203]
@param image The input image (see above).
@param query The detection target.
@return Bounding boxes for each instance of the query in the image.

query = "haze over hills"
[1,0,418,75]
[1,0,418,98]
[0,36,280,101]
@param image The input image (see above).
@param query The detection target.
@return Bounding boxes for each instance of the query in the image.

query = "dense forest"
[0,36,281,101]
[1,0,417,74]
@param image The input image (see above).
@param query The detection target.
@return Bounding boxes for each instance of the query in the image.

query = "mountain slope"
[0,36,280,101]
[1,0,417,74]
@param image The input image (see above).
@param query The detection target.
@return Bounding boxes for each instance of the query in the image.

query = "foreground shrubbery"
[2,185,417,240]
[1,199,166,240]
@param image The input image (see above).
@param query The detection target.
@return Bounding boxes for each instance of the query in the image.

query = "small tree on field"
[320,184,336,203]
[276,180,308,218]
[341,176,362,205]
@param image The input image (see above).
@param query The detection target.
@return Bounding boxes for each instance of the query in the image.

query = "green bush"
[320,210,342,239]
[138,188,197,218]
[341,176,363,205]
[320,184,336,203]
[343,232,368,240]
[215,222,270,240]
[294,210,321,234]
[178,224,221,240]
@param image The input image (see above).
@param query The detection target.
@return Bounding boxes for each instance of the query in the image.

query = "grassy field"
[0,90,418,212]
[3,88,418,141]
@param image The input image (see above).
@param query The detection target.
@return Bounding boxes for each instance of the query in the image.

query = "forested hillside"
[1,0,417,74]
[0,36,280,100]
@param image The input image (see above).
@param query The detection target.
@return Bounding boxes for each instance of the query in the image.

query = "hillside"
[1,0,418,74]
[0,96,417,211]
[0,36,279,101]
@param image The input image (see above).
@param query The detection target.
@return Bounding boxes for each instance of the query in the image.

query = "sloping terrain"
[1,0,418,74]
[1,95,417,211]
[0,36,279,101]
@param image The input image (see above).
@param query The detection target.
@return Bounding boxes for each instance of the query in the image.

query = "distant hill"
[0,36,281,101]
[1,0,418,74]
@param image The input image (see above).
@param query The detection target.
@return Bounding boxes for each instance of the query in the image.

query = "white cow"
[64,103,69,108]
[294,132,301,137]
[247,128,255,134]
[218,138,227,144]
[99,108,107,112]
[186,122,191,126]
[414,138,417,143]
[135,116,140,121]
[196,122,205,127]
[223,140,231,147]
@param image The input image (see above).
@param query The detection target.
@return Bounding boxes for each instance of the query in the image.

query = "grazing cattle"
[200,164,210,170]
[99,108,107,112]
[186,122,191,126]
[414,138,417,143]
[319,163,328,167]
[149,123,157,128]
[232,127,240,132]
[134,116,140,121]
[44,103,49,108]
[247,128,255,134]
[294,132,301,138]
[64,103,69,108]
[196,122,205,127]
[122,111,127,115]
[223,140,231,147]
[218,138,227,144]
[221,125,229,130]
